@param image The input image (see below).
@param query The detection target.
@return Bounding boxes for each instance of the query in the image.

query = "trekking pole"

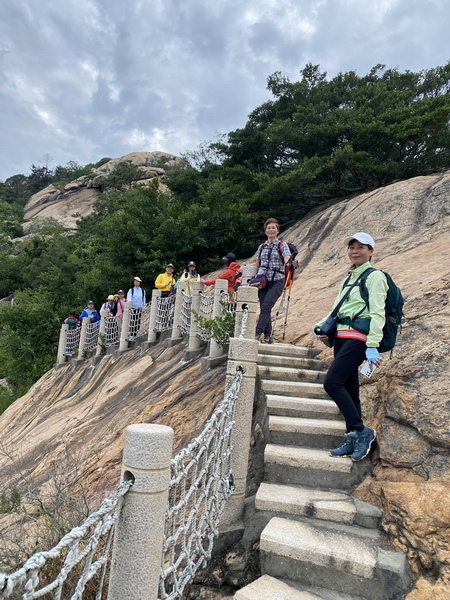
[282,264,296,340]
[271,267,293,339]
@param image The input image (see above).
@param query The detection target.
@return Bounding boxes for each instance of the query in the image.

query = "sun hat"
[345,232,375,248]
[133,276,142,282]
[187,261,196,267]
[87,300,94,305]
[166,263,174,268]
[107,294,114,301]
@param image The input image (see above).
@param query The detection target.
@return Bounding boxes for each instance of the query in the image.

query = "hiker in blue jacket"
[313,232,387,462]
[79,300,100,323]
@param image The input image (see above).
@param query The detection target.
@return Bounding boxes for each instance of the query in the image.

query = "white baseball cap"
[346,232,375,248]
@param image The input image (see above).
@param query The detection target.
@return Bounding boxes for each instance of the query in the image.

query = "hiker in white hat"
[313,232,387,462]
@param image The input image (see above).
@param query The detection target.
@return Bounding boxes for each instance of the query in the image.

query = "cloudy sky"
[1,0,449,181]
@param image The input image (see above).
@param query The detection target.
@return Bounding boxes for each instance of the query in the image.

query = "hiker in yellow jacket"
[155,263,176,297]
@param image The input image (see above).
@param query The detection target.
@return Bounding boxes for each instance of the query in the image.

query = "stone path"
[235,343,411,600]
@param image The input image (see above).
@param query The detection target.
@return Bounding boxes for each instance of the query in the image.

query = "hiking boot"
[329,431,357,458]
[255,333,262,342]
[263,335,273,344]
[350,427,377,461]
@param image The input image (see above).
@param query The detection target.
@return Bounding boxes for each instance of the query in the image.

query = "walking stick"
[271,266,294,339]
[282,264,296,340]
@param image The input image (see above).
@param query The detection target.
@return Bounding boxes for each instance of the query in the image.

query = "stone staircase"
[235,343,411,600]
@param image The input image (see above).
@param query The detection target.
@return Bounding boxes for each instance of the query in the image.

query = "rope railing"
[238,305,249,339]
[128,305,150,340]
[84,321,100,352]
[104,315,122,347]
[196,293,215,341]
[64,327,81,356]
[0,480,133,600]
[155,295,176,332]
[159,368,244,600]
[178,292,192,336]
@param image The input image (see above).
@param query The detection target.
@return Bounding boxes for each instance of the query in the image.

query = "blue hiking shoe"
[329,432,357,457]
[350,427,377,461]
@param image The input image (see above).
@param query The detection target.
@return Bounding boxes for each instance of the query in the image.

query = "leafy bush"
[192,300,235,347]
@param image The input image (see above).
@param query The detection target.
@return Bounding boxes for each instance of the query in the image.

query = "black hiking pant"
[256,279,284,336]
[323,337,367,432]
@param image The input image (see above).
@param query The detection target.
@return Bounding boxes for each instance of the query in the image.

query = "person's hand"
[366,347,381,366]
[200,279,206,283]
[312,327,321,340]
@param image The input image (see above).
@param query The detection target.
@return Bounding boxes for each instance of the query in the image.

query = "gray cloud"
[0,0,449,180]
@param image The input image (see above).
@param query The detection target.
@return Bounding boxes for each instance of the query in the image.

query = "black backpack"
[359,268,404,353]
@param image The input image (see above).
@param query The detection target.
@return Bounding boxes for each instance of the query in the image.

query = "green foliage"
[0,385,16,416]
[97,160,143,191]
[214,62,450,217]
[0,487,21,514]
[0,289,62,390]
[192,300,235,347]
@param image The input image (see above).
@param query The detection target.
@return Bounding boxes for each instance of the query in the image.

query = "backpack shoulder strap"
[359,267,377,305]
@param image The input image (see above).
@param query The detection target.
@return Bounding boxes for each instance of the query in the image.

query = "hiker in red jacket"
[203,253,241,292]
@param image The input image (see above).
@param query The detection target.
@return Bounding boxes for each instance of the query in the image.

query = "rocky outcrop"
[23,151,186,230]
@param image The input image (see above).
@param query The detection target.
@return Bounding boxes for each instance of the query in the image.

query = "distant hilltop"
[23,151,187,232]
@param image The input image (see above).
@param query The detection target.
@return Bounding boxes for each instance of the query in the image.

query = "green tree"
[0,289,61,393]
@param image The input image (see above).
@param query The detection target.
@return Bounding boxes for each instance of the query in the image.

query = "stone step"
[269,416,344,448]
[264,444,371,490]
[258,364,327,384]
[266,395,342,420]
[260,517,411,600]
[257,353,324,371]
[235,575,366,600]
[257,342,321,359]
[261,379,328,399]
[255,482,382,529]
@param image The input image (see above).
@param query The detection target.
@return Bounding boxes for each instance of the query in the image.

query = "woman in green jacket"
[313,232,388,461]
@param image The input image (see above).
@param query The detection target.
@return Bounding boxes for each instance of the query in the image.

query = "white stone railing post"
[95,315,107,356]
[107,424,173,600]
[119,303,132,352]
[169,280,187,343]
[147,289,162,344]
[208,279,228,359]
[241,264,257,286]
[188,280,204,351]
[78,316,91,359]
[234,283,259,339]
[220,336,259,526]
[56,323,69,365]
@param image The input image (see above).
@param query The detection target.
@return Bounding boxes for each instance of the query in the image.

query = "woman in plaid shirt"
[254,218,291,343]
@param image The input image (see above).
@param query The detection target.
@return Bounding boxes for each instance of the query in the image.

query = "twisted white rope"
[238,305,249,339]
[0,480,133,600]
[159,368,244,600]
